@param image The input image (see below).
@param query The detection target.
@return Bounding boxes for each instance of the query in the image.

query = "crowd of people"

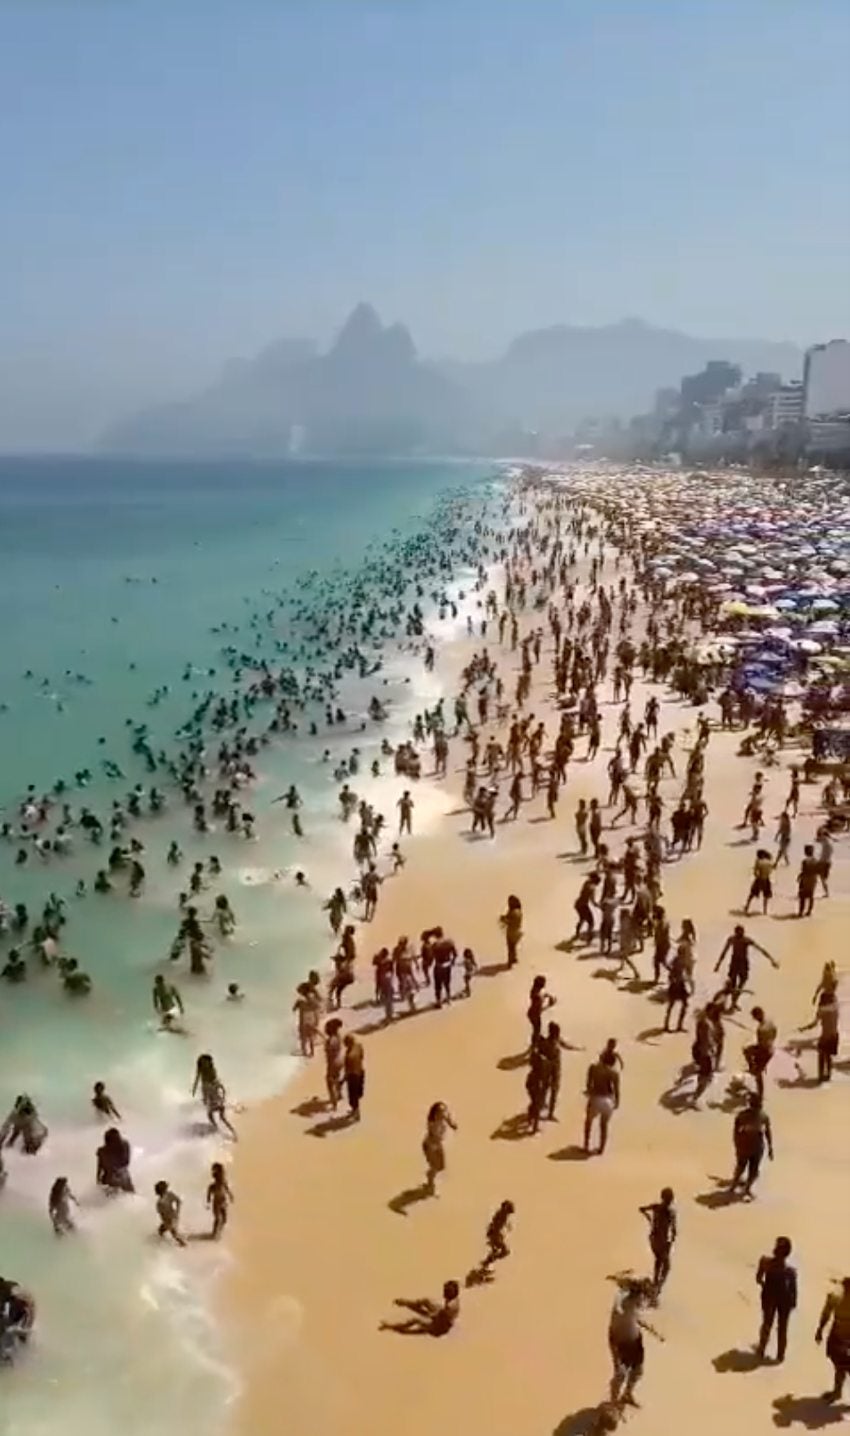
[1,471,848,1425]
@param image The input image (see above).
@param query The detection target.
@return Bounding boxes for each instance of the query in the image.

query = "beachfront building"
[804,339,850,419]
[764,381,804,431]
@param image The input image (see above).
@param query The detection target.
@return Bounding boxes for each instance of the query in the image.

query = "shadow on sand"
[713,1346,763,1374]
[388,1182,432,1216]
[772,1393,850,1428]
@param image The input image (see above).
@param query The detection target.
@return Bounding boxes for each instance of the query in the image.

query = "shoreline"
[221,491,850,1436]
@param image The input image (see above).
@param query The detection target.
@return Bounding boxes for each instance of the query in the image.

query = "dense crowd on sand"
[225,464,849,1436]
[3,464,850,1430]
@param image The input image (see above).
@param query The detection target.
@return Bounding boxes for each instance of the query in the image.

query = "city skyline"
[1,0,849,449]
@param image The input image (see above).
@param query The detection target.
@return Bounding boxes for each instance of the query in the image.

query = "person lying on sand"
[380,1280,460,1336]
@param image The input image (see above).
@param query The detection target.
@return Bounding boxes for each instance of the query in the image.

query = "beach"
[224,477,850,1436]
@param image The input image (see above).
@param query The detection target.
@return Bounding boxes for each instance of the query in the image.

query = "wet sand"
[224,542,849,1436]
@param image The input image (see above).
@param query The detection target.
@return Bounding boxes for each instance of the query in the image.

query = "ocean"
[0,455,496,1436]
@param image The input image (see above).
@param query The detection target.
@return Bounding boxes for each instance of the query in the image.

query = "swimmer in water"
[92,1081,121,1120]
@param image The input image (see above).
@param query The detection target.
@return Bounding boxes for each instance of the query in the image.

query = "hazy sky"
[1,0,849,448]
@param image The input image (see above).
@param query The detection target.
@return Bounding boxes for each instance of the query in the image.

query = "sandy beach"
[224,489,849,1436]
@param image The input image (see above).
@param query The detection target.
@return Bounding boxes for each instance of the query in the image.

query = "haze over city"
[1,0,849,450]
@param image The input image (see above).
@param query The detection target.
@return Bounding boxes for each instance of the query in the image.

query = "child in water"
[206,1162,234,1239]
[48,1177,79,1235]
[154,1180,187,1247]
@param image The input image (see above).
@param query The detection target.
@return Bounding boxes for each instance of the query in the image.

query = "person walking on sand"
[730,1093,773,1199]
[500,894,523,967]
[207,1162,234,1239]
[744,849,774,916]
[608,1277,663,1409]
[154,1180,187,1247]
[774,810,792,867]
[484,1200,515,1265]
[584,1049,620,1155]
[756,1237,797,1363]
[796,844,818,917]
[343,1033,365,1121]
[422,1101,457,1195]
[816,1277,850,1403]
[639,1188,677,1300]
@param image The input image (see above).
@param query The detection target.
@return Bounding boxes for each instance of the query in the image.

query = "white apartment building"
[804,339,850,419]
[765,381,804,429]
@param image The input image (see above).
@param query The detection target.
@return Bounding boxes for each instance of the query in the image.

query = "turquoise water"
[0,456,494,1436]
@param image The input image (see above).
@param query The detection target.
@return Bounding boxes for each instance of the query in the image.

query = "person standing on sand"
[397,790,414,836]
[500,894,523,967]
[574,873,599,942]
[575,798,589,856]
[343,1033,365,1121]
[663,940,694,1033]
[526,975,555,1048]
[744,849,774,915]
[584,1050,620,1155]
[422,1101,457,1195]
[816,1278,850,1403]
[813,990,840,1084]
[429,928,457,1007]
[796,844,818,917]
[756,1237,797,1363]
[714,925,777,1012]
[639,1188,677,1300]
[744,1006,777,1101]
[730,1093,773,1199]
[323,1018,345,1108]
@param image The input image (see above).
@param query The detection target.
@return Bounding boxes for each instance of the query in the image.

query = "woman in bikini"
[422,1101,458,1195]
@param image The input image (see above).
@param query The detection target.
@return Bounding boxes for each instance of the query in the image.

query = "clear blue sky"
[1,0,848,447]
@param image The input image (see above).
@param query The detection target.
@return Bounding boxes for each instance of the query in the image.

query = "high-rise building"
[804,340,850,419]
[765,381,804,430]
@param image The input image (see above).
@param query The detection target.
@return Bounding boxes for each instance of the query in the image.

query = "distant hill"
[442,318,802,435]
[101,308,802,457]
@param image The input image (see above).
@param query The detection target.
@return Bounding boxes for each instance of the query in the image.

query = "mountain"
[442,318,802,435]
[101,309,802,456]
[101,304,472,458]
